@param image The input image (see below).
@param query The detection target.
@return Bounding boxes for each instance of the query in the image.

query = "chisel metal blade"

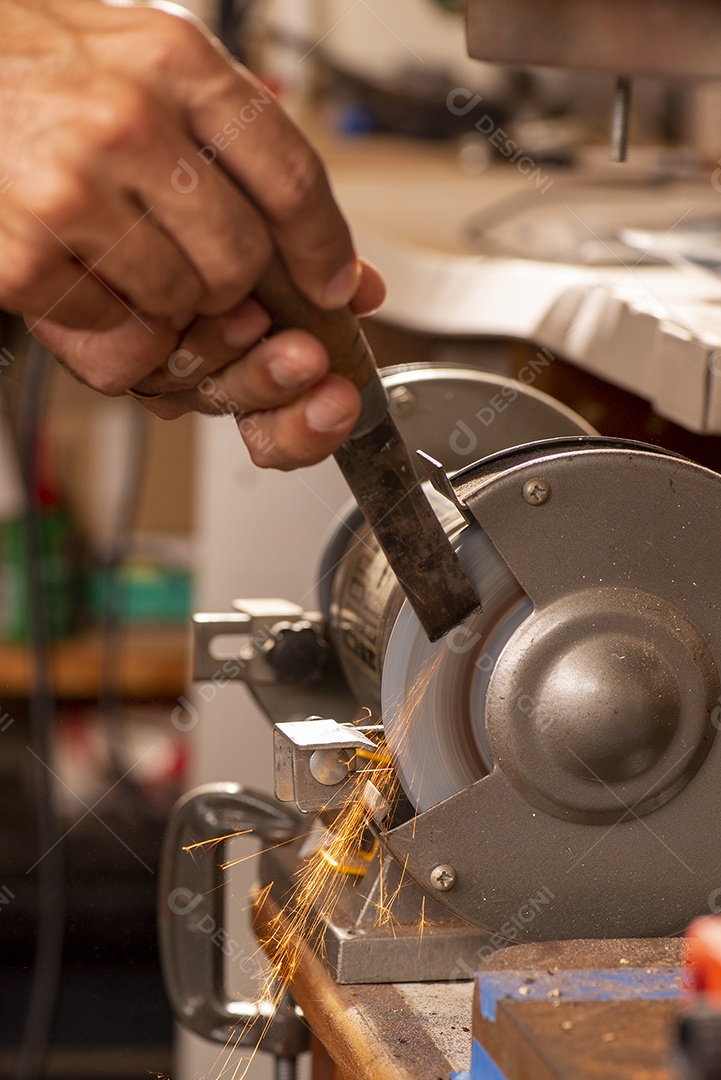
[335,413,480,641]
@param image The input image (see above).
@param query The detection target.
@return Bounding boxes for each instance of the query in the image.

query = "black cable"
[97,401,158,825]
[13,352,155,1078]
[13,340,65,1080]
[218,0,255,60]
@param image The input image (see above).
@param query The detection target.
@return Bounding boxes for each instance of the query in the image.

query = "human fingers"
[133,327,330,410]
[239,375,361,469]
[114,8,358,309]
[131,329,335,419]
[124,298,273,394]
[26,310,179,395]
[139,371,361,471]
[130,258,385,396]
[2,1,360,338]
[350,260,386,317]
[4,252,126,331]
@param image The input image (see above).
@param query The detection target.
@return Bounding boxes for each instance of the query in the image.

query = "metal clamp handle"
[158,782,306,1054]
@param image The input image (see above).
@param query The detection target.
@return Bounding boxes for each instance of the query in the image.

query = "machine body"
[162,362,721,1002]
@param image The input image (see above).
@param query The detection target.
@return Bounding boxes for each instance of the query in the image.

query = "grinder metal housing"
[160,363,721,1044]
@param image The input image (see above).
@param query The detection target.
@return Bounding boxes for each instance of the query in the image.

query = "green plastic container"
[0,509,83,642]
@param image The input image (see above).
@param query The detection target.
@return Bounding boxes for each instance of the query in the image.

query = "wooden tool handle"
[253,253,481,641]
[253,255,388,437]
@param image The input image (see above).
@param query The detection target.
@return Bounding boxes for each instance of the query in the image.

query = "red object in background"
[687,917,721,997]
[35,432,61,507]
[260,77,281,98]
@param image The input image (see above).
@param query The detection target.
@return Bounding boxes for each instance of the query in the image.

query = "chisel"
[251,255,481,643]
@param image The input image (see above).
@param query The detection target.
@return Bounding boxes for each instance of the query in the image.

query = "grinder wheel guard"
[381,439,721,941]
[384,525,532,813]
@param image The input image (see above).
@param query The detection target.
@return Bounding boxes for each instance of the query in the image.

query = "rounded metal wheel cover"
[380,441,721,940]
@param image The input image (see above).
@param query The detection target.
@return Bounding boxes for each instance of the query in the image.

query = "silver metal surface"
[360,779,392,825]
[182,424,721,982]
[274,1058,297,1080]
[194,601,321,686]
[388,384,417,417]
[259,837,493,984]
[159,783,308,1051]
[379,365,597,474]
[193,603,357,727]
[275,718,375,752]
[420,451,475,524]
[273,718,375,811]
[610,76,632,162]
[381,440,721,939]
[466,0,721,78]
[485,587,717,824]
[309,748,353,786]
[326,490,464,719]
[194,366,593,729]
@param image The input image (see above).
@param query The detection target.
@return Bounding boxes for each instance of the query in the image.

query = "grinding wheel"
[382,525,531,813]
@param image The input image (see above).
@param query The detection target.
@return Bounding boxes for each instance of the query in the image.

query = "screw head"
[430,864,457,892]
[388,385,416,417]
[523,477,550,505]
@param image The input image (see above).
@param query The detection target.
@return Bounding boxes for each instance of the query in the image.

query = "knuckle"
[140,274,202,319]
[81,368,129,397]
[245,444,271,469]
[199,237,273,311]
[137,9,212,75]
[238,417,277,468]
[271,149,327,222]
[82,81,156,153]
[0,243,84,310]
[4,250,49,299]
[21,172,88,234]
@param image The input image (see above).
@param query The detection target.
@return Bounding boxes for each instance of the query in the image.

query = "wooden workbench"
[254,891,473,1080]
[0,624,190,699]
[255,890,688,1080]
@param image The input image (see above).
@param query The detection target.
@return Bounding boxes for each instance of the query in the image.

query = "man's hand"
[2,0,385,468]
[35,260,386,469]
